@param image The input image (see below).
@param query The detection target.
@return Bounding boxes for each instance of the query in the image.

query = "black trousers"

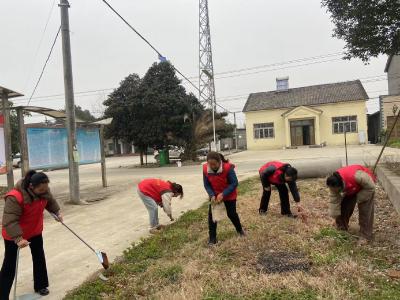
[0,234,49,300]
[259,184,292,215]
[335,195,374,240]
[208,200,243,241]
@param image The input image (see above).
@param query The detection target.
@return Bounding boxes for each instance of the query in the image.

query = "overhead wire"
[99,0,217,108]
[23,0,57,90]
[13,73,392,107]
[27,26,61,106]
[186,52,345,80]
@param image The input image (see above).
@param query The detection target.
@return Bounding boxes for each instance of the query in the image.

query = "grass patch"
[154,264,183,283]
[203,289,318,300]
[389,139,400,149]
[65,177,400,300]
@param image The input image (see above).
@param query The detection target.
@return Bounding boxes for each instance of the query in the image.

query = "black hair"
[206,151,229,163]
[23,170,49,190]
[285,166,298,181]
[326,172,343,188]
[169,182,184,198]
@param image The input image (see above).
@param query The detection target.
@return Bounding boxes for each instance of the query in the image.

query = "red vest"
[138,179,172,204]
[2,189,48,241]
[337,165,376,196]
[203,162,237,201]
[259,161,287,185]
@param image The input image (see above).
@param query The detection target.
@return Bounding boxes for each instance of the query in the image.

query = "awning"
[13,106,67,119]
[0,85,24,99]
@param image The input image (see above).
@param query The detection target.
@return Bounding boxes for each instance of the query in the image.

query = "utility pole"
[199,0,217,151]
[233,112,238,151]
[60,0,80,204]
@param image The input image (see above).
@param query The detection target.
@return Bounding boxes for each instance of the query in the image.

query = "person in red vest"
[203,152,245,245]
[326,165,376,242]
[0,170,62,299]
[258,161,302,218]
[137,178,183,234]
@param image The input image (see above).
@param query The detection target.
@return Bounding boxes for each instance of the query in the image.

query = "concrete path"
[1,145,399,299]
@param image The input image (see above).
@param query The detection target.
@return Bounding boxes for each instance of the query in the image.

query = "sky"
[0,0,389,127]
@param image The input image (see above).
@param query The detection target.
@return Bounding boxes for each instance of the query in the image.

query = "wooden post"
[2,90,14,189]
[99,125,107,187]
[344,130,348,166]
[17,108,29,177]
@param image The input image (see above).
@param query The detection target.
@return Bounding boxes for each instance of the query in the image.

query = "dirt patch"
[257,251,311,274]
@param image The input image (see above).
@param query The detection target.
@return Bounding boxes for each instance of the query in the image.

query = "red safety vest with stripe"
[203,162,237,201]
[337,165,376,197]
[2,189,48,241]
[138,179,172,204]
[259,161,288,185]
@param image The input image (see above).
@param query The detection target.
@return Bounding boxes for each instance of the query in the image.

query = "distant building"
[220,128,247,151]
[378,55,400,141]
[243,78,369,150]
[104,138,135,156]
[385,55,400,95]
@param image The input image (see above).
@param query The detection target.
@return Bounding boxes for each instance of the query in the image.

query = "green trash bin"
[159,149,170,166]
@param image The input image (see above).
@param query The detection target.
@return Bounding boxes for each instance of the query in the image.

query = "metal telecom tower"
[199,0,217,148]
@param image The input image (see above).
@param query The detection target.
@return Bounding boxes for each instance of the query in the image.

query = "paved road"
[1,145,399,299]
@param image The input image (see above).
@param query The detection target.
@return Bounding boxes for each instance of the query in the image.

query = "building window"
[108,143,114,151]
[254,123,274,139]
[332,116,358,134]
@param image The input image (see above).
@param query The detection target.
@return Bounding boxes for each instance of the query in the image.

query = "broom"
[51,213,109,269]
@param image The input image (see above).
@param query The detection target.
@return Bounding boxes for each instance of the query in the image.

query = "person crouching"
[258,161,302,218]
[326,165,376,243]
[137,178,183,234]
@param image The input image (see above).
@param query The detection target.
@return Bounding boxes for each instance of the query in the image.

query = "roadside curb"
[376,165,400,214]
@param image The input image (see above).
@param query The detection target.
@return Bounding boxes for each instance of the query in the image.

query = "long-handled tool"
[13,248,20,300]
[51,213,109,269]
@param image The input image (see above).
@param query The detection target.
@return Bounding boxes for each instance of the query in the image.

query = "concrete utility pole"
[1,91,14,189]
[233,112,238,151]
[60,0,80,204]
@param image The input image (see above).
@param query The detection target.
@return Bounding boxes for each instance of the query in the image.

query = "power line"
[15,88,114,103]
[13,74,391,107]
[24,0,57,90]
[14,71,392,104]
[27,26,61,106]
[100,0,209,106]
[186,52,345,80]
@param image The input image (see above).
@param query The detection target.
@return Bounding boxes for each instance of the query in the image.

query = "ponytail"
[169,181,184,198]
[23,170,49,190]
[206,151,229,163]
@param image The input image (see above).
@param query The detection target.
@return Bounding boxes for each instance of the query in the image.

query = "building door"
[387,116,400,141]
[290,119,316,146]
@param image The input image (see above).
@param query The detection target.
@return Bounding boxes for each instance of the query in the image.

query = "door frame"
[289,118,316,147]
